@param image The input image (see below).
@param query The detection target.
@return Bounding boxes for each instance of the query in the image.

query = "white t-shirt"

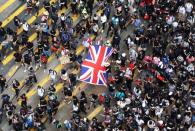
[187,16,195,25]
[166,16,175,25]
[178,6,186,15]
[23,23,29,31]
[61,72,68,81]
[38,88,44,97]
[100,15,107,23]
[93,24,99,32]
[142,99,148,108]
[188,126,195,131]
[129,48,138,60]
[49,70,57,80]
[61,49,69,56]
[82,40,90,47]
[172,21,178,28]
[186,63,194,72]
[73,104,79,111]
[60,15,65,21]
[185,2,193,13]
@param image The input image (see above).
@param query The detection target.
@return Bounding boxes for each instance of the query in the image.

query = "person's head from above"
[13,79,18,83]
[40,97,44,101]
[81,91,85,96]
[49,69,53,73]
[92,117,97,121]
[50,82,55,87]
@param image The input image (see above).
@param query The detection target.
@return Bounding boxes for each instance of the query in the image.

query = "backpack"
[65,17,72,26]
[2,95,10,102]
[105,6,110,16]
[98,95,105,104]
[47,106,52,114]
[14,80,20,87]
[105,96,110,103]
[64,120,72,129]
[61,32,70,42]
[41,55,47,63]
[67,89,72,96]
[55,121,62,128]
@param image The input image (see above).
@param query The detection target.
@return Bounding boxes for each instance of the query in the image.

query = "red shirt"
[144,0,153,5]
[129,63,135,71]
[144,13,150,20]
[146,77,152,82]
[157,74,165,81]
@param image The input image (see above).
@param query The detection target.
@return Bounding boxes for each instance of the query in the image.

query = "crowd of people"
[0,0,194,130]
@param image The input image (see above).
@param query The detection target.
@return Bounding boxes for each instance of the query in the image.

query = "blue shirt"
[134,19,141,28]
[112,17,119,26]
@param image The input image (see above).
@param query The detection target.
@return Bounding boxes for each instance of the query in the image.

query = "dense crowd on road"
[0,0,194,130]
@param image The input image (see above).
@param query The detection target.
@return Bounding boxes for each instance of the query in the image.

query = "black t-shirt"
[13,81,20,89]
[121,56,126,66]
[66,88,72,96]
[0,77,6,87]
[38,43,43,50]
[0,27,6,37]
[138,50,145,60]
[147,28,156,38]
[119,17,125,26]
[34,53,40,62]
[155,23,161,32]
[21,96,27,102]
[43,43,50,51]
[113,35,121,45]
[80,95,87,104]
[69,74,76,83]
[26,42,33,49]
[21,34,28,44]
[23,54,31,64]
[74,117,80,125]
[14,52,22,62]
[162,24,169,33]
[40,99,47,106]
[51,5,57,13]
[14,18,20,27]
[70,53,77,62]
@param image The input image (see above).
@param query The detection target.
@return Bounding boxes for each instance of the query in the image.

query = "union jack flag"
[79,45,113,86]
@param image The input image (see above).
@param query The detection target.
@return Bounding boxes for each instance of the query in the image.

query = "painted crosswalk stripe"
[7,64,19,77]
[17,13,79,104]
[2,3,71,65]
[0,0,16,13]
[87,106,103,120]
[17,0,58,35]
[1,4,26,27]
[17,64,63,105]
